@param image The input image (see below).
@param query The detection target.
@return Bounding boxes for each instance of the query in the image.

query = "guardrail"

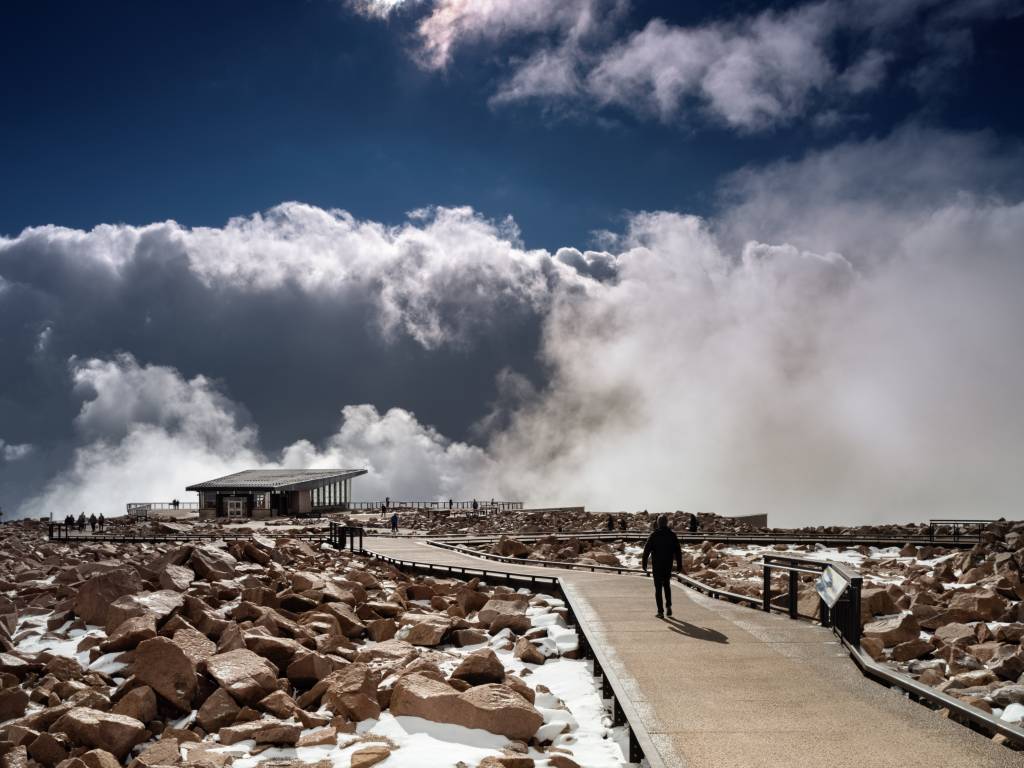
[348,500,524,512]
[328,522,364,553]
[363,546,661,766]
[927,518,993,544]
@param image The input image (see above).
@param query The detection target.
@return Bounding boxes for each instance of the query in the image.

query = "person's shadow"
[662,616,729,644]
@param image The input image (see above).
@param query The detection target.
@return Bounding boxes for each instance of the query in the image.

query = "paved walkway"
[366,537,1021,768]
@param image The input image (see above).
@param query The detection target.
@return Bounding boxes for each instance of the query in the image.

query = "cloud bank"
[4,127,1024,526]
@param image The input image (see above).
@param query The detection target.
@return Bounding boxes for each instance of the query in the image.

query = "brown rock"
[366,619,397,642]
[451,648,505,686]
[860,636,885,661]
[489,615,532,635]
[402,614,450,647]
[258,690,297,719]
[171,628,216,667]
[50,708,148,760]
[196,687,240,733]
[28,732,68,767]
[947,590,1007,622]
[862,614,920,648]
[933,622,976,647]
[890,638,934,662]
[128,738,179,768]
[350,746,391,768]
[548,756,582,768]
[286,652,334,686]
[105,591,185,634]
[78,750,120,768]
[253,721,301,745]
[513,638,545,665]
[133,637,197,711]
[188,547,238,581]
[389,673,461,721]
[859,587,897,620]
[478,757,535,768]
[988,645,1024,680]
[74,570,143,626]
[158,564,194,593]
[478,598,528,627]
[451,629,487,647]
[0,687,29,720]
[103,616,157,653]
[452,684,544,740]
[295,726,336,747]
[205,649,279,705]
[504,674,535,705]
[321,664,381,721]
[112,686,157,723]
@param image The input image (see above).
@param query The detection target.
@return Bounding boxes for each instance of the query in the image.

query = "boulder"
[286,652,334,686]
[513,638,546,665]
[129,738,179,768]
[933,622,976,647]
[73,570,143,626]
[450,649,505,686]
[478,598,528,627]
[253,721,302,745]
[493,537,531,558]
[0,686,29,720]
[366,619,397,642]
[102,616,157,653]
[402,614,450,647]
[890,638,934,662]
[111,686,157,723]
[390,674,542,740]
[860,587,897,620]
[105,591,185,634]
[171,628,216,667]
[78,750,121,768]
[205,649,279,705]
[350,746,391,768]
[133,637,197,711]
[158,564,194,593]
[196,687,240,733]
[188,547,238,581]
[50,708,148,760]
[321,664,381,721]
[862,614,920,648]
[28,732,68,767]
[947,590,1007,622]
[452,629,487,647]
[489,615,532,635]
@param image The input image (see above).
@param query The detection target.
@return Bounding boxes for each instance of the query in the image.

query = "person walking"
[472,499,478,514]
[618,516,627,532]
[606,514,614,532]
[98,513,106,531]
[77,512,86,532]
[449,498,453,511]
[88,513,97,533]
[390,511,399,536]
[689,513,699,534]
[642,514,683,618]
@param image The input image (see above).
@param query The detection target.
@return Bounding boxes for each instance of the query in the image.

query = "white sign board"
[815,565,849,608]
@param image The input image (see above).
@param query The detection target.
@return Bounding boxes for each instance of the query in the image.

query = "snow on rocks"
[0,519,627,768]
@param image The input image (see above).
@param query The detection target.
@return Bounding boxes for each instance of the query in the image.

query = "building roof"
[186,469,366,492]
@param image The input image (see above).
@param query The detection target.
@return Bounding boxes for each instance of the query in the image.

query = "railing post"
[788,568,798,619]
[848,576,862,646]
[762,565,771,612]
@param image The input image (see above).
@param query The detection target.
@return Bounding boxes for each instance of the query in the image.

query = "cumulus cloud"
[6,127,1024,526]
[20,355,492,517]
[356,0,1021,130]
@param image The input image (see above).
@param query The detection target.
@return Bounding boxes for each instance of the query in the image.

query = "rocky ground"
[0,520,628,768]
[470,522,1024,731]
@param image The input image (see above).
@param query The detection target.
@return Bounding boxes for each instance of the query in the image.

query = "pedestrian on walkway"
[390,512,399,536]
[472,498,478,513]
[77,512,86,531]
[98,513,106,531]
[449,498,453,511]
[606,514,614,532]
[689,513,699,534]
[642,514,683,619]
[88,513,97,532]
[618,516,627,532]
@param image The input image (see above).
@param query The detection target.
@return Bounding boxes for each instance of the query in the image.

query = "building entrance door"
[225,497,245,518]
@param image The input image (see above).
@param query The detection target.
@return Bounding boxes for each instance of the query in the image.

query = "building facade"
[187,469,366,520]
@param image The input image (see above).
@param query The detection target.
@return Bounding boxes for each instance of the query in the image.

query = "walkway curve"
[365,536,1021,768]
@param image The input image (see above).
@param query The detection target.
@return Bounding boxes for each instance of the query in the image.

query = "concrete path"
[366,536,1022,768]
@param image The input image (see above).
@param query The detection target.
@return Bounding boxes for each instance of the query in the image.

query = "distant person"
[380,503,386,519]
[385,496,390,509]
[449,498,453,511]
[642,514,683,619]
[77,512,86,532]
[88,513,97,532]
[172,498,180,510]
[606,514,614,532]
[98,513,106,531]
[618,516,627,532]
[689,513,699,534]
[472,499,478,513]
[390,512,399,536]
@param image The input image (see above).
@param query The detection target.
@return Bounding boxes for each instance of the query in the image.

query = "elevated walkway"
[365,536,1019,768]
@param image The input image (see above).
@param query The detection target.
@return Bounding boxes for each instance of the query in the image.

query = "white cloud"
[20,355,493,517]
[0,439,33,462]
[355,0,1021,131]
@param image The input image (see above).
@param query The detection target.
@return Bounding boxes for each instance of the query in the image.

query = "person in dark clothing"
[472,499,478,513]
[88,513,97,532]
[98,513,105,531]
[642,514,683,618]
[77,512,86,531]
[689,513,699,534]
[449,498,453,511]
[390,512,399,535]
[618,516,627,532]
[606,514,614,532]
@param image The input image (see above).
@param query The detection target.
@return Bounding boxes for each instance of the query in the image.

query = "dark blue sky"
[3,0,1020,250]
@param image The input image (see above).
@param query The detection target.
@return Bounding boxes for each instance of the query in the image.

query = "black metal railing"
[758,554,862,646]
[927,518,993,544]
[347,500,524,512]
[328,522,364,553]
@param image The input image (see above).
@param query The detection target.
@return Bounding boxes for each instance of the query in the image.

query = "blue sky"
[2,0,1024,523]
[3,1,1020,249]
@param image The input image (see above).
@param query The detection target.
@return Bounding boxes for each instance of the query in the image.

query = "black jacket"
[642,526,683,572]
